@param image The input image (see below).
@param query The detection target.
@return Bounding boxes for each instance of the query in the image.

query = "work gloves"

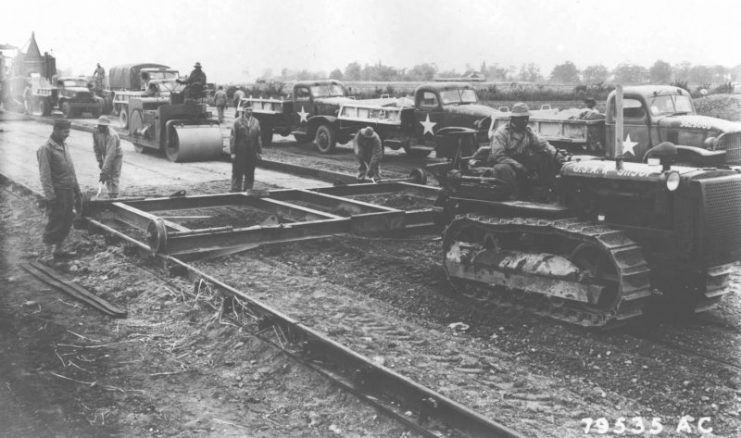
[99,172,109,183]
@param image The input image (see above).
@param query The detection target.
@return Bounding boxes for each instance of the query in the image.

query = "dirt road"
[0,114,327,199]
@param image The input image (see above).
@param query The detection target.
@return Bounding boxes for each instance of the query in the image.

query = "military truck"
[108,63,181,128]
[240,79,356,152]
[490,85,741,166]
[242,81,497,156]
[334,83,499,157]
[30,76,104,118]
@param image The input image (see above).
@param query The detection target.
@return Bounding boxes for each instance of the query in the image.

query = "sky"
[3,0,740,83]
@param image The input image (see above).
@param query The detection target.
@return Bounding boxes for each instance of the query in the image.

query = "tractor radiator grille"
[700,175,741,262]
[717,132,741,164]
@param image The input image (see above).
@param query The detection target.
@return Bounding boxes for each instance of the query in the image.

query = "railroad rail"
[77,183,524,437]
[1,167,526,437]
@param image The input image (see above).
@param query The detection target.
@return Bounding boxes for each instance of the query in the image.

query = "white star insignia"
[297,106,309,123]
[622,134,638,156]
[420,114,437,136]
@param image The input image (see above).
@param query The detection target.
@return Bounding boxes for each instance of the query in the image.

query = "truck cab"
[241,79,354,151]
[108,63,182,128]
[604,86,741,165]
[411,83,498,147]
[37,76,103,118]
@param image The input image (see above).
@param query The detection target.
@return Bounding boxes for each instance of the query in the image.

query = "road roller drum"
[167,124,223,162]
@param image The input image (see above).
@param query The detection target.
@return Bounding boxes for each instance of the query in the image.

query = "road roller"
[127,94,222,162]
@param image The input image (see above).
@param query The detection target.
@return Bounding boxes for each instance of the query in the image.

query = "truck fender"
[307,115,338,137]
[643,143,727,167]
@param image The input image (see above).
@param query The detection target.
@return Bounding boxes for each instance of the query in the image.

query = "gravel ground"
[0,187,418,438]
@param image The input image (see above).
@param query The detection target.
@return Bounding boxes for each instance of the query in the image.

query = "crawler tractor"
[430,134,741,328]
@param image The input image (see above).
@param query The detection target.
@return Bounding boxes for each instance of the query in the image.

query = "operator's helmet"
[510,102,530,117]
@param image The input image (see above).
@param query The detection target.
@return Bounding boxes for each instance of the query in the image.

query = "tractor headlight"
[665,171,680,191]
[703,136,719,150]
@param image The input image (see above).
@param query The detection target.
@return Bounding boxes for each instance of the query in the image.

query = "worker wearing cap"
[92,115,123,198]
[230,105,262,191]
[353,126,383,182]
[177,62,207,100]
[37,119,81,260]
[470,102,560,197]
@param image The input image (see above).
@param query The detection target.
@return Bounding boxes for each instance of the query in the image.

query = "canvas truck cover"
[108,63,171,90]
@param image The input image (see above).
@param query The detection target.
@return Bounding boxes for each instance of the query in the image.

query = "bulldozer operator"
[177,62,207,100]
[469,102,564,199]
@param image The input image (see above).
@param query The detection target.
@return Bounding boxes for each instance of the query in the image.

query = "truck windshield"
[310,84,346,98]
[440,89,478,105]
[61,79,88,88]
[147,71,178,80]
[649,95,695,116]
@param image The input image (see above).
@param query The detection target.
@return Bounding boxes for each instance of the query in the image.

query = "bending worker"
[37,119,81,260]
[353,127,383,182]
[93,116,123,198]
[230,105,262,191]
[470,102,561,198]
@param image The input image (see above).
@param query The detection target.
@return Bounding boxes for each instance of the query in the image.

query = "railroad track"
[0,172,525,437]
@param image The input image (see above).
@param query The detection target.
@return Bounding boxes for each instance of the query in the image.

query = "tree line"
[260,60,741,88]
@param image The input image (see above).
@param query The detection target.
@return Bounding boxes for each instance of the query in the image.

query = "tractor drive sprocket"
[442,214,653,328]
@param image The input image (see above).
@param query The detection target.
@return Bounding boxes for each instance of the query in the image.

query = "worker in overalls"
[230,105,262,191]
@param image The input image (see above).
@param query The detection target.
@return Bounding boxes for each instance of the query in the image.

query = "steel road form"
[82,183,442,258]
[0,171,527,437]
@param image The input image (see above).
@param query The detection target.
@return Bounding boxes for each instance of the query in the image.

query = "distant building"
[11,32,55,80]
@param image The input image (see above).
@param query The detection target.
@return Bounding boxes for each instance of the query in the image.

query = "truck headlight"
[665,171,680,191]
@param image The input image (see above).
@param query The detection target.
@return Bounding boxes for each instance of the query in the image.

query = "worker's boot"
[39,244,55,263]
[52,242,75,259]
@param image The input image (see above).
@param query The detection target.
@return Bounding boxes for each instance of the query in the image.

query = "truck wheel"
[262,125,273,148]
[41,99,51,116]
[120,108,129,129]
[314,124,336,154]
[61,102,74,119]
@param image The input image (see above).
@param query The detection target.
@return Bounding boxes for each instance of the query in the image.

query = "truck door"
[293,85,312,127]
[606,97,652,161]
[414,90,443,145]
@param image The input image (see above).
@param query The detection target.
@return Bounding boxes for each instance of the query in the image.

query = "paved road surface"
[0,114,327,198]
